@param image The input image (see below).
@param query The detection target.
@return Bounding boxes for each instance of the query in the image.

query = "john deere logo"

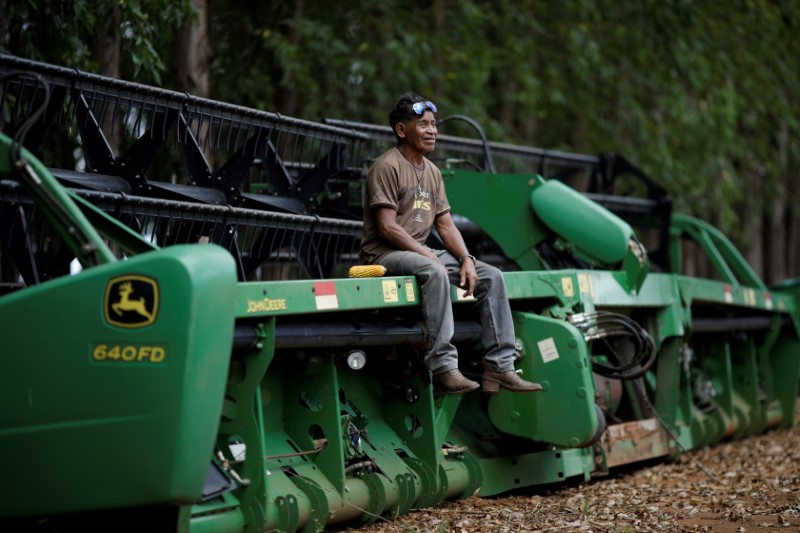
[104,275,159,328]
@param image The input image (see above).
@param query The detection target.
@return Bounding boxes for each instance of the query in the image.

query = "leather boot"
[482,370,542,393]
[432,369,480,395]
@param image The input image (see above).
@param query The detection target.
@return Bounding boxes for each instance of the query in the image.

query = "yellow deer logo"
[104,275,159,328]
[112,281,154,321]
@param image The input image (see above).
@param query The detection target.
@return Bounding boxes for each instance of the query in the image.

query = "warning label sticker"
[404,279,416,303]
[382,279,399,303]
[561,277,574,298]
[538,337,560,363]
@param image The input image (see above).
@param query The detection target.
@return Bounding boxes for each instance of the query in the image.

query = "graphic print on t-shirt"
[411,188,431,223]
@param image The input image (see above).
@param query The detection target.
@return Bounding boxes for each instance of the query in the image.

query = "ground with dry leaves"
[340,416,800,532]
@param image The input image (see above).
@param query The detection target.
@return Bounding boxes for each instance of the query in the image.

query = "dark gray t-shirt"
[360,147,450,263]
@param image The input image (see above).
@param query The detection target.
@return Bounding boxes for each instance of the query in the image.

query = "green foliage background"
[2,0,799,280]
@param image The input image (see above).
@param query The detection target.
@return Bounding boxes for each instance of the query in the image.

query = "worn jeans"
[378,249,517,375]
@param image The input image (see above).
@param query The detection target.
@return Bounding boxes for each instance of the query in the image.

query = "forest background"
[2,0,798,283]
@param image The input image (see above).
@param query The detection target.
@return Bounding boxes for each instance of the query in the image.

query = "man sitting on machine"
[359,93,542,396]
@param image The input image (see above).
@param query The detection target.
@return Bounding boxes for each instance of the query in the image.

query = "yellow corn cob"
[348,265,387,278]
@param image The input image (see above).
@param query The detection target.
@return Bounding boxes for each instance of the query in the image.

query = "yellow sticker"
[561,277,574,298]
[745,288,756,306]
[382,279,399,302]
[578,274,589,294]
[405,279,416,302]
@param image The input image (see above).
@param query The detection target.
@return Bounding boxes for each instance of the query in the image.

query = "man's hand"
[459,257,478,297]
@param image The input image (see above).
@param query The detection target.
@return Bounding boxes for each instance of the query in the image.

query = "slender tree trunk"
[499,77,519,140]
[682,239,695,277]
[743,171,764,281]
[92,0,121,153]
[522,57,538,146]
[767,195,786,285]
[766,120,789,284]
[93,1,121,79]
[432,0,444,98]
[789,171,800,279]
[0,0,8,46]
[175,0,210,98]
[175,0,212,170]
[276,0,302,118]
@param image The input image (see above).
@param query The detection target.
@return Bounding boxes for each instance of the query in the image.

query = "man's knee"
[418,262,449,286]
[479,262,504,283]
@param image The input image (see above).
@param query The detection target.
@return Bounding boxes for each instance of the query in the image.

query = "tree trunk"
[432,0,445,98]
[788,170,800,279]
[743,171,764,281]
[767,194,786,285]
[499,76,519,141]
[766,120,789,284]
[0,0,8,48]
[175,0,212,171]
[93,1,121,79]
[276,0,302,118]
[92,0,122,153]
[175,0,210,98]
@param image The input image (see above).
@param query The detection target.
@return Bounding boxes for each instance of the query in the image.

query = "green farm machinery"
[1,55,799,531]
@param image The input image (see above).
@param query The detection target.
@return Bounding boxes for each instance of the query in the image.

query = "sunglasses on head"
[411,101,437,115]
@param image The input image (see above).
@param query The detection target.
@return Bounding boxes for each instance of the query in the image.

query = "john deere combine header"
[1,55,798,532]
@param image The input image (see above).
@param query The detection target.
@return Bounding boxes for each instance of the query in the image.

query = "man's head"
[389,93,438,153]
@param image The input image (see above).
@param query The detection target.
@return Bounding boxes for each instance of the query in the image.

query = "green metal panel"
[678,275,795,312]
[487,313,598,448]
[442,169,547,269]
[530,179,633,265]
[0,245,237,517]
[187,493,245,533]
[237,277,419,317]
[767,333,800,429]
[476,448,594,497]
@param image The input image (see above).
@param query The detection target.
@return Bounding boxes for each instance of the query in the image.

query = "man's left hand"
[459,258,478,297]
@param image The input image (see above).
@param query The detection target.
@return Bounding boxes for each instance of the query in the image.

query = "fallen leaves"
[344,412,800,533]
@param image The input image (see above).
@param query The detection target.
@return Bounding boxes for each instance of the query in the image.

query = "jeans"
[378,249,517,375]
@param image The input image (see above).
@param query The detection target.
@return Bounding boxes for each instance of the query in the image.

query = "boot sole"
[482,378,543,394]
[434,382,480,395]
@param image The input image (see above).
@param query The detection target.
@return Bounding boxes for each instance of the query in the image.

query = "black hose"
[572,311,657,380]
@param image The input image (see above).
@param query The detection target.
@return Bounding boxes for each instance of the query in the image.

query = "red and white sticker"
[765,292,773,310]
[724,285,733,304]
[313,281,339,310]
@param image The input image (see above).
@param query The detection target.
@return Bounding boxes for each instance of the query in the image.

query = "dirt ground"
[342,414,800,532]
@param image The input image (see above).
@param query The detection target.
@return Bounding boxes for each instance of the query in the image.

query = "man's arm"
[434,212,478,296]
[374,207,441,263]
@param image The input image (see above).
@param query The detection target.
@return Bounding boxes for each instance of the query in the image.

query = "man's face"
[399,110,437,154]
